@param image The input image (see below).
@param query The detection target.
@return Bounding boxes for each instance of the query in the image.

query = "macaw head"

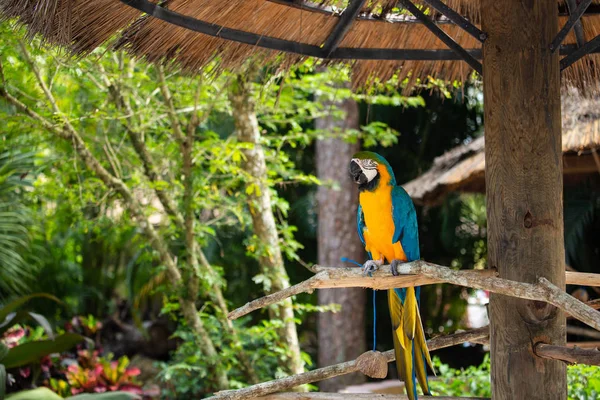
[349,151,396,191]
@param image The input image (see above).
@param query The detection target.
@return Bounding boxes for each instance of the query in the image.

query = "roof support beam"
[397,0,482,74]
[322,0,367,56]
[566,0,586,48]
[119,0,600,63]
[560,33,600,70]
[270,1,600,19]
[420,0,486,42]
[550,0,592,52]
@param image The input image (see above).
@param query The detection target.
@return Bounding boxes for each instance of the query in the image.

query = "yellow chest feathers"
[358,163,406,262]
[360,185,406,262]
[360,185,394,235]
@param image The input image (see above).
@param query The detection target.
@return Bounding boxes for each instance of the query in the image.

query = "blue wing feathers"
[355,165,428,400]
[392,186,420,262]
[356,205,372,260]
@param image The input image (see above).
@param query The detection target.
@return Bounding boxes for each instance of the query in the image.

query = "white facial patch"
[362,167,378,182]
[352,158,378,182]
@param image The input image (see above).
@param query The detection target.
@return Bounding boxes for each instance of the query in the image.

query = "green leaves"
[5,388,63,400]
[69,393,142,400]
[0,150,39,296]
[1,333,84,369]
[0,342,8,360]
[0,364,5,399]
[0,293,61,323]
[3,387,141,400]
[0,293,82,385]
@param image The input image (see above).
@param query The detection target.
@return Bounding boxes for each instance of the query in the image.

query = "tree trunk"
[482,1,566,399]
[229,76,305,379]
[315,96,366,391]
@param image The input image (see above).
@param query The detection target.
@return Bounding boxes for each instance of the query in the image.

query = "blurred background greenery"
[1,18,599,400]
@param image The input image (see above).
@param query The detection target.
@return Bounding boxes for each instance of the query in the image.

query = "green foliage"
[429,354,491,397]
[430,354,600,399]
[0,294,86,397]
[0,149,40,296]
[442,193,487,271]
[6,387,63,400]
[0,363,6,398]
[1,303,152,398]
[49,350,143,396]
[568,363,600,399]
[5,387,141,399]
[0,294,82,368]
[2,333,84,369]
[0,20,495,397]
[157,300,286,397]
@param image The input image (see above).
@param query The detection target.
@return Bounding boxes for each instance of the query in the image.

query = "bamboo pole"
[208,327,489,400]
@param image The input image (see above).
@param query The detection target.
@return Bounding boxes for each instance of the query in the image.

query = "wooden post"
[481,1,566,399]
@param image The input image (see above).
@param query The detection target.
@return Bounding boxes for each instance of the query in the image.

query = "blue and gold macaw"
[349,151,433,400]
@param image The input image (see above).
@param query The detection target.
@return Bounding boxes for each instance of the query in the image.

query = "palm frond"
[0,150,39,297]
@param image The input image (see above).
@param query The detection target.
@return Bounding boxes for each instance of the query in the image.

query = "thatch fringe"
[2,0,600,90]
[404,86,600,205]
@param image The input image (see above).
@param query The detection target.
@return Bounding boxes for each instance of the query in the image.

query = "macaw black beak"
[349,160,367,185]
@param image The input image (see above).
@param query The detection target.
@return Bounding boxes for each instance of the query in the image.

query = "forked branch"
[230,262,600,332]
[257,395,488,400]
[228,263,496,319]
[209,327,490,400]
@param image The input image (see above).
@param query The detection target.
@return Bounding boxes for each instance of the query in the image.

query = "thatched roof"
[403,87,600,205]
[2,0,600,89]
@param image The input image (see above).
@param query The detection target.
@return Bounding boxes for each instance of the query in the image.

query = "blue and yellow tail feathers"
[388,287,434,400]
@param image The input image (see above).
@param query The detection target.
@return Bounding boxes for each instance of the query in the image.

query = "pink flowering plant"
[59,351,143,396]
[0,295,156,398]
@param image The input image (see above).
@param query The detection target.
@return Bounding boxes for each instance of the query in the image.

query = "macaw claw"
[390,259,405,276]
[362,260,381,276]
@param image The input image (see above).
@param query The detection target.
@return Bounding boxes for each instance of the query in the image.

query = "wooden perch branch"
[208,327,489,400]
[228,263,496,319]
[567,325,600,340]
[565,271,600,287]
[230,261,600,333]
[535,343,600,366]
[258,395,488,400]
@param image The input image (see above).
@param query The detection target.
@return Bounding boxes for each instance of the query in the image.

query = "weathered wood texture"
[258,395,488,400]
[535,343,600,366]
[565,271,600,287]
[568,341,600,348]
[230,76,304,377]
[567,325,600,339]
[229,263,600,332]
[209,327,489,400]
[482,0,566,398]
[228,263,497,320]
[315,91,366,391]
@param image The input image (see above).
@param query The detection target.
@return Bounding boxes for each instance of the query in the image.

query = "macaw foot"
[390,259,406,276]
[362,260,382,276]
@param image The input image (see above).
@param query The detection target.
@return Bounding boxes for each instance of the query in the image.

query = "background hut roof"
[403,87,600,205]
[2,0,600,89]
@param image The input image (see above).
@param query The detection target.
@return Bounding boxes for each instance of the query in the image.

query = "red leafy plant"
[52,350,143,395]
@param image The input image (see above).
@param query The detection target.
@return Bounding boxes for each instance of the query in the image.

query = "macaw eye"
[363,160,378,170]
